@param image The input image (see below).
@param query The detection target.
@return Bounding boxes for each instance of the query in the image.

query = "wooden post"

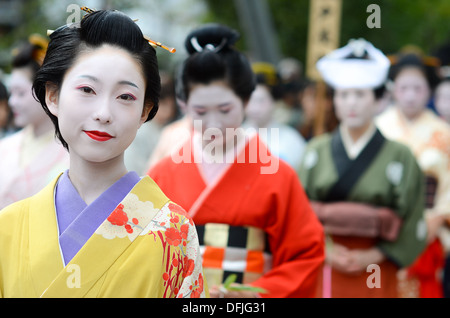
[306,0,342,136]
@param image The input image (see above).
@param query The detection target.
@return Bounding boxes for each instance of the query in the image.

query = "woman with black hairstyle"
[244,62,307,169]
[0,34,69,210]
[149,24,325,298]
[0,8,206,298]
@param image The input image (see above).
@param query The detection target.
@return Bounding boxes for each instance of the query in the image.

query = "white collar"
[340,123,377,159]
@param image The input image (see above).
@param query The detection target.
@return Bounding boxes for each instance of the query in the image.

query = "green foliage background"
[1,0,449,75]
[204,0,450,74]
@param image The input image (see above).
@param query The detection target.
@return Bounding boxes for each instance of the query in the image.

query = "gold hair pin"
[81,6,176,53]
[80,6,95,14]
[143,36,176,53]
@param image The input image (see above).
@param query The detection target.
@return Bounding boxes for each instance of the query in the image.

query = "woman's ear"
[139,102,153,127]
[45,82,59,117]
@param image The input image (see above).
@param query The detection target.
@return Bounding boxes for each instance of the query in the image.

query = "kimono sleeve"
[173,203,209,298]
[250,166,325,297]
[377,149,428,268]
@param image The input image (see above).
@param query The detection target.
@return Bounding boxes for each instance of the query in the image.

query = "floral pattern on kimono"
[96,196,205,298]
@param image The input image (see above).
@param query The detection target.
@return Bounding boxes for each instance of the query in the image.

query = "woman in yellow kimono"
[0,8,206,298]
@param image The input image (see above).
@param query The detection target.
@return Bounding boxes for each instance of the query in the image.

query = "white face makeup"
[393,67,430,120]
[435,81,450,121]
[9,67,48,128]
[46,44,149,164]
[186,81,245,148]
[245,84,274,128]
[334,88,377,129]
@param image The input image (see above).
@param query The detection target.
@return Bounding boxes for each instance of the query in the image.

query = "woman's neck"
[398,106,424,122]
[68,154,128,205]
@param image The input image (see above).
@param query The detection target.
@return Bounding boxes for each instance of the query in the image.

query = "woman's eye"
[220,108,230,114]
[118,94,136,101]
[78,86,94,94]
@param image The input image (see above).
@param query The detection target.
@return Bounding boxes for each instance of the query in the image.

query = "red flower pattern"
[151,202,203,297]
[107,204,128,226]
[166,227,182,246]
[183,257,195,278]
[170,214,180,224]
[180,223,189,239]
[103,198,202,297]
[189,274,204,298]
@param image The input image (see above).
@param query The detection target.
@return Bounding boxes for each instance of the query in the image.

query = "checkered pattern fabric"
[196,223,272,287]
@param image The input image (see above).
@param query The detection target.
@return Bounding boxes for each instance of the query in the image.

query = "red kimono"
[148,134,324,298]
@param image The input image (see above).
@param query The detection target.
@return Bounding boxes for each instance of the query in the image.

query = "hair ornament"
[80,6,95,14]
[144,35,176,53]
[25,33,49,66]
[387,45,441,68]
[184,24,239,55]
[251,62,279,87]
[190,36,227,53]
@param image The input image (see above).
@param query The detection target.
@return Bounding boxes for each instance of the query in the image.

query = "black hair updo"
[181,23,255,104]
[389,53,441,90]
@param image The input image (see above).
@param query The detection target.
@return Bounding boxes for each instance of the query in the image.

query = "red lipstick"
[84,130,114,142]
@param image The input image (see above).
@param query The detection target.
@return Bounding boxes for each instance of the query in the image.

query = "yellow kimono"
[0,174,207,298]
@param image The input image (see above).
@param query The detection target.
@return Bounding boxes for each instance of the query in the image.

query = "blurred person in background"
[297,79,338,141]
[125,71,180,175]
[0,80,18,138]
[0,34,69,209]
[145,64,193,169]
[149,24,324,298]
[244,62,306,169]
[271,57,303,129]
[435,78,450,125]
[298,39,426,298]
[376,51,450,298]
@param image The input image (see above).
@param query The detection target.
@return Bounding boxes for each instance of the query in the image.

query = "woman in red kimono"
[148,24,325,298]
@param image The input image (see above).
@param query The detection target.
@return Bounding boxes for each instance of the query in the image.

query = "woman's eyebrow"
[78,74,98,82]
[78,75,139,89]
[118,80,139,89]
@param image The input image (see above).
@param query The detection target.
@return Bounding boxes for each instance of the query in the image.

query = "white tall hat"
[316,39,390,89]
